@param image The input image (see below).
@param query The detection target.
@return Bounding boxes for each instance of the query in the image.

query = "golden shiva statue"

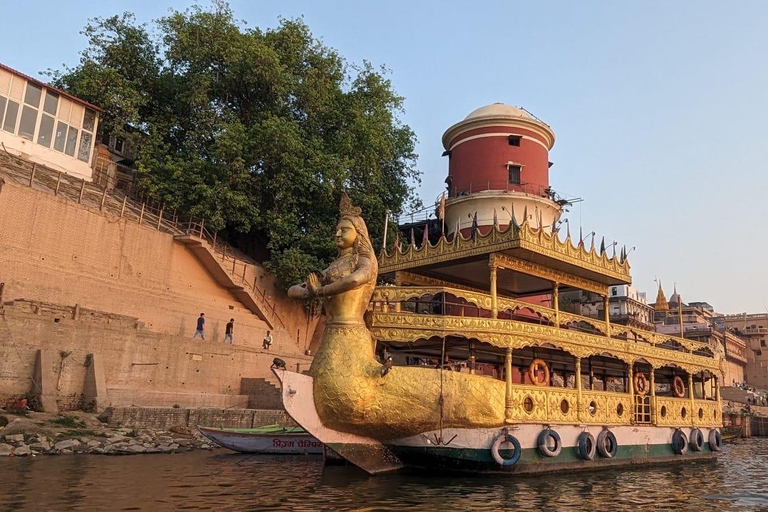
[288,193,506,439]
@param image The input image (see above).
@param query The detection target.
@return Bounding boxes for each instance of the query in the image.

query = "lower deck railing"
[507,385,720,427]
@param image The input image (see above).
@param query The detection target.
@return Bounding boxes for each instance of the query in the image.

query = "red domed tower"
[442,103,561,234]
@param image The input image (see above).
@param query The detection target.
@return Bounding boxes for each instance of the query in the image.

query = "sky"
[3,1,767,314]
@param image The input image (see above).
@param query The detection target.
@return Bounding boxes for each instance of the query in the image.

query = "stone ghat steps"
[0,153,285,331]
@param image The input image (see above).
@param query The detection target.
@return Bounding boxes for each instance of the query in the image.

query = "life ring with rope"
[633,372,649,396]
[491,433,521,466]
[529,359,550,387]
[673,376,686,398]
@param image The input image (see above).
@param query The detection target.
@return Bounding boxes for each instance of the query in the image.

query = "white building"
[0,63,101,181]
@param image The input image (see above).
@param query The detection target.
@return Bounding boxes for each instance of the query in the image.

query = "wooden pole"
[78,180,86,204]
[382,210,390,251]
[139,203,145,224]
[688,372,695,426]
[650,368,656,425]
[100,187,107,210]
[504,348,514,423]
[489,257,498,319]
[576,357,582,422]
[157,206,164,230]
[628,363,635,423]
[29,163,36,186]
[553,282,560,327]
[120,196,127,218]
[199,218,204,238]
[54,172,62,195]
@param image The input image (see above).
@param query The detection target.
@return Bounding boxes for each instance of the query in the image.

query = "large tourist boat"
[274,104,724,475]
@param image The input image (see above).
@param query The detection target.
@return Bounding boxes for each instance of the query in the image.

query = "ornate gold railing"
[581,390,633,426]
[378,218,631,282]
[655,397,720,427]
[497,386,719,427]
[370,285,719,364]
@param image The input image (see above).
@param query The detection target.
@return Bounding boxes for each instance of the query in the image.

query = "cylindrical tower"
[441,103,561,234]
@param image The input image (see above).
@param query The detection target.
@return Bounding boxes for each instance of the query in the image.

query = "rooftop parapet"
[379,215,631,287]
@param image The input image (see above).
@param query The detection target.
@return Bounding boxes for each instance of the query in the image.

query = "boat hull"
[198,427,323,454]
[384,425,718,475]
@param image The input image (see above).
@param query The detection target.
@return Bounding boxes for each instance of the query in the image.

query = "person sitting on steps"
[262,330,273,350]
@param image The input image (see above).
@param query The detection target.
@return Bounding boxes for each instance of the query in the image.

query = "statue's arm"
[288,282,311,300]
[318,258,375,297]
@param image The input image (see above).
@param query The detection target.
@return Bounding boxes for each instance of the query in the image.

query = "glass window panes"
[2,100,18,132]
[24,83,42,107]
[53,121,68,152]
[65,126,78,156]
[77,131,92,162]
[82,108,95,132]
[37,114,55,148]
[18,105,38,140]
[0,97,6,127]
[43,92,58,115]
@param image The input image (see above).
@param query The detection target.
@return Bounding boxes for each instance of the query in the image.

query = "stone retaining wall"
[107,407,296,430]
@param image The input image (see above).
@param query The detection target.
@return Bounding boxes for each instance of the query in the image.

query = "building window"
[508,164,521,185]
[18,105,38,140]
[65,126,78,157]
[43,92,58,116]
[115,137,125,154]
[762,339,766,347]
[508,135,521,146]
[53,121,68,152]
[24,83,42,108]
[2,100,18,133]
[611,288,617,296]
[37,114,55,148]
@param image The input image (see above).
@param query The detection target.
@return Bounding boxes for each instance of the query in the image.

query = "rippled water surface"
[2,438,768,511]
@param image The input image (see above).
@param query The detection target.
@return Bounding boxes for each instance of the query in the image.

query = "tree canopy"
[50,2,420,288]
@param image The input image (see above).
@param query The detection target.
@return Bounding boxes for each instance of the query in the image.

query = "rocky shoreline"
[0,410,219,457]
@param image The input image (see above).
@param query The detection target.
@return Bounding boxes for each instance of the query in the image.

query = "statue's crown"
[339,192,362,216]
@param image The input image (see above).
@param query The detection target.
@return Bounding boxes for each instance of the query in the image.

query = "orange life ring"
[673,376,686,398]
[529,359,550,387]
[633,372,649,396]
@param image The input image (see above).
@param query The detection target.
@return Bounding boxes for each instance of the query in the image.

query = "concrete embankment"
[0,407,295,457]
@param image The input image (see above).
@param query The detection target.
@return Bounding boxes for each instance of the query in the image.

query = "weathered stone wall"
[0,178,315,354]
[107,407,295,430]
[0,300,312,411]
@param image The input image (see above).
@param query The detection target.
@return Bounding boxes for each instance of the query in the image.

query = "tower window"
[508,165,521,184]
[508,136,521,146]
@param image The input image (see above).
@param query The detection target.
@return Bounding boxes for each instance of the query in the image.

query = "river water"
[2,438,768,511]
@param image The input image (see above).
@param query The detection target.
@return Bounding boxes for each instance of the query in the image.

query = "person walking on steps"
[192,313,206,340]
[224,318,234,344]
[262,330,273,350]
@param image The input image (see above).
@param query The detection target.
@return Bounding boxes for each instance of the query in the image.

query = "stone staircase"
[0,150,284,330]
[240,377,284,410]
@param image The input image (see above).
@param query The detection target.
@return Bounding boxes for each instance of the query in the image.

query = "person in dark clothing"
[224,318,234,344]
[192,313,206,340]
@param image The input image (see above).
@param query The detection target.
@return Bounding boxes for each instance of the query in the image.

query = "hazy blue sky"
[4,1,767,313]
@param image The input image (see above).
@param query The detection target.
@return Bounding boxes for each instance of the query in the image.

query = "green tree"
[50,2,420,288]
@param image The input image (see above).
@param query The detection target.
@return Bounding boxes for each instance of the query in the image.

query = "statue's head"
[338,193,375,264]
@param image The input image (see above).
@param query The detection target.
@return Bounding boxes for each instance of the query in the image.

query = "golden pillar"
[553,282,560,327]
[650,368,656,425]
[505,348,513,423]
[603,295,611,337]
[490,260,498,319]
[688,372,695,426]
[469,340,477,375]
[715,375,722,422]
[575,356,582,422]
[628,363,635,423]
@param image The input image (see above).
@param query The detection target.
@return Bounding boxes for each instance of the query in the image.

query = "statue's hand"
[307,272,322,297]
